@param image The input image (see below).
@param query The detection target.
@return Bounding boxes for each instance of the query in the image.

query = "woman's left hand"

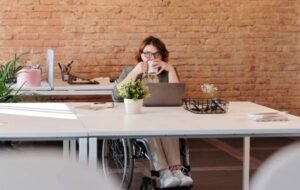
[152,60,172,74]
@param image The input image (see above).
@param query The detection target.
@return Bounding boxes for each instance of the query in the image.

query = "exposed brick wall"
[0,0,299,115]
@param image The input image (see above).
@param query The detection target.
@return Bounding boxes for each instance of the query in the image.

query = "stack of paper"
[76,102,114,111]
[248,112,288,122]
[91,77,111,85]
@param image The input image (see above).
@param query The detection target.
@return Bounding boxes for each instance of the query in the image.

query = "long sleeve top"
[112,67,169,102]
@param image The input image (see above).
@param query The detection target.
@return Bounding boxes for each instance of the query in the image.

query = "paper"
[248,112,288,122]
[91,77,111,85]
[75,102,114,111]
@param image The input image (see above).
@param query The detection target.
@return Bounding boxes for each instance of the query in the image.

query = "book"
[248,112,288,122]
[75,102,114,111]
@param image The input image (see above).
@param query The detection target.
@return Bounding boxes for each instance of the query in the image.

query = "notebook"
[143,83,185,106]
[248,112,288,122]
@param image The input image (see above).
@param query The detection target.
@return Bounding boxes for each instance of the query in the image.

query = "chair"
[251,142,300,190]
[102,138,192,190]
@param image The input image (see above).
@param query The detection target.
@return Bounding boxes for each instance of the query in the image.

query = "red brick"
[0,0,298,115]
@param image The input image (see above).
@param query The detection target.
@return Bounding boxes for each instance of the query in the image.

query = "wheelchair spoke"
[102,138,134,190]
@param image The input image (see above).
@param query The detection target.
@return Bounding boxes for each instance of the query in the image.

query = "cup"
[147,61,157,74]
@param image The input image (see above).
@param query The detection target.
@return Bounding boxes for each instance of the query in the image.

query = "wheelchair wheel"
[102,138,134,190]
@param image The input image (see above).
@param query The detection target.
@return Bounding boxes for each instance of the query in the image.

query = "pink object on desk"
[17,69,42,87]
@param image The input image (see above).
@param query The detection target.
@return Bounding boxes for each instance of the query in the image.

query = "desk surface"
[2,102,300,139]
[15,79,115,95]
[53,79,114,90]
[0,103,87,139]
[72,102,300,138]
[12,81,51,91]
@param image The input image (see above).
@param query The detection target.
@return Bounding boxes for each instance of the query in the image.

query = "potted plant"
[201,83,218,110]
[118,80,149,114]
[0,54,26,102]
[0,53,26,84]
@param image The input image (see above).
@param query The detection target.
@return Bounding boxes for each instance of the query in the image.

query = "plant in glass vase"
[118,79,149,114]
[201,83,218,99]
[201,83,218,111]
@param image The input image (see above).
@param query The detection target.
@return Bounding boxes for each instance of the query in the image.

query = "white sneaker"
[160,169,181,188]
[172,170,193,187]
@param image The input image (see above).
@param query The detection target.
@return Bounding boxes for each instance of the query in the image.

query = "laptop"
[143,83,185,106]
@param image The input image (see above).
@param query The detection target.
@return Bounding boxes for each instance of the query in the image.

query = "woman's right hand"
[131,62,148,77]
[117,62,148,89]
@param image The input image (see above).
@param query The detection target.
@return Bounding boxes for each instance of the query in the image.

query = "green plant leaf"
[0,52,27,83]
[118,79,149,101]
[0,53,27,102]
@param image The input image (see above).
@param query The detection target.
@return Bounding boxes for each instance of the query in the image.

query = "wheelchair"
[102,138,192,190]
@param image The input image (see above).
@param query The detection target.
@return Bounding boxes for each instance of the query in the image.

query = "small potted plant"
[201,83,218,110]
[201,83,218,99]
[118,80,149,114]
[0,53,25,84]
[0,55,25,102]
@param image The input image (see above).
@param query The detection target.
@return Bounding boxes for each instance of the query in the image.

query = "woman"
[112,36,193,188]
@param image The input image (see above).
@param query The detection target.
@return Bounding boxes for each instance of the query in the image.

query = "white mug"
[148,60,157,74]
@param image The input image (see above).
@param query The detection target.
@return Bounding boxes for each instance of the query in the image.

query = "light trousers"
[146,138,181,171]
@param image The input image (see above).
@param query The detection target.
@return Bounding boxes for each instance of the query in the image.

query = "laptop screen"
[143,83,185,106]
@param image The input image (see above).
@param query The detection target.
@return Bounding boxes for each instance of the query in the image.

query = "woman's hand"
[116,62,148,89]
[132,62,148,77]
[153,60,172,74]
[152,60,179,82]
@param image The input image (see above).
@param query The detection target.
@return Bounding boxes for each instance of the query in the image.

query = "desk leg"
[243,136,250,190]
[79,138,88,164]
[89,137,98,169]
[70,140,77,160]
[63,140,70,159]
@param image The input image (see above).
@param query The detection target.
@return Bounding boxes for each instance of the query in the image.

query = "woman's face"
[141,44,162,63]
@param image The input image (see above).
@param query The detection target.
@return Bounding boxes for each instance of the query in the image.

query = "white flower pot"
[124,99,143,114]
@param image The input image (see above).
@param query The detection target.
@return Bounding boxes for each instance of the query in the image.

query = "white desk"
[12,81,52,93]
[52,80,115,95]
[13,80,115,96]
[0,103,88,163]
[72,102,300,190]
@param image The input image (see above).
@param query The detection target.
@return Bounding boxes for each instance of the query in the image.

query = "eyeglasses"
[142,51,162,59]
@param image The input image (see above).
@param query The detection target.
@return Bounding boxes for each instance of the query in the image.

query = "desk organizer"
[183,98,228,114]
[58,61,99,85]
[17,68,42,87]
